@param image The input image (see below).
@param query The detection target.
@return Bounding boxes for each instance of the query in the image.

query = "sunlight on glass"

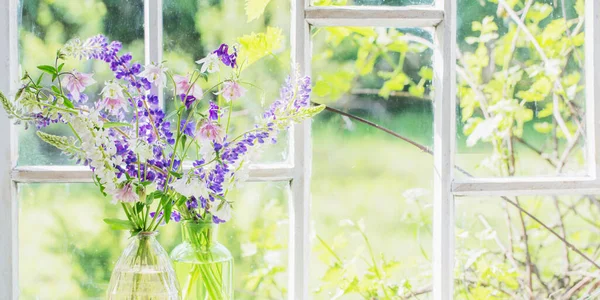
[18,0,145,166]
[162,0,292,164]
[18,182,289,299]
[456,195,600,298]
[310,26,434,299]
[455,0,586,178]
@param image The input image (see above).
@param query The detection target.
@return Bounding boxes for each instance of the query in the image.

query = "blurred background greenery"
[16,0,598,299]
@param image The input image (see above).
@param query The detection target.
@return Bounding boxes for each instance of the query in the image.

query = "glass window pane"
[19,182,289,299]
[310,26,434,298]
[456,0,587,177]
[456,195,600,298]
[162,0,291,164]
[18,0,145,166]
[311,0,434,6]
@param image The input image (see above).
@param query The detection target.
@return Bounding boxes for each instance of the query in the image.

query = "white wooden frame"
[0,0,598,299]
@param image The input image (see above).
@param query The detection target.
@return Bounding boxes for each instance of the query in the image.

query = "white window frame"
[0,0,598,299]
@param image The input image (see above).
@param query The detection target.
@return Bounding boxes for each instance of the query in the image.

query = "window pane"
[162,0,291,164]
[456,195,600,298]
[311,0,434,6]
[18,0,145,166]
[456,0,586,177]
[19,182,289,299]
[310,27,433,298]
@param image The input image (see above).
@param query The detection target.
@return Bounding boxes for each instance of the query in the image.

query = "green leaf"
[57,63,65,73]
[169,171,182,179]
[103,122,133,129]
[245,0,272,22]
[146,190,163,205]
[103,218,134,231]
[419,66,434,81]
[533,122,553,134]
[51,86,61,94]
[516,77,552,102]
[63,98,75,109]
[37,65,57,75]
[576,0,585,17]
[175,195,188,207]
[35,73,44,86]
[237,27,284,69]
[161,195,173,224]
[408,85,425,98]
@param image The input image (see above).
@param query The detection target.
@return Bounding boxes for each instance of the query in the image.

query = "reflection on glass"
[162,0,291,163]
[18,182,288,299]
[456,195,600,299]
[456,0,586,177]
[310,27,433,298]
[18,0,145,166]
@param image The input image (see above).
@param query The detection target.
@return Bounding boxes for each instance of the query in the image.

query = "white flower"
[210,200,232,222]
[138,63,167,87]
[195,53,220,73]
[170,176,209,199]
[132,139,154,162]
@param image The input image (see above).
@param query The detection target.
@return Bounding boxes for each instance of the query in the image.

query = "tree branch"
[314,102,600,271]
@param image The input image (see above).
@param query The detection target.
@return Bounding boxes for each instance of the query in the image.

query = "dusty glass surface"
[18,0,145,166]
[456,195,600,298]
[310,26,434,298]
[18,182,289,299]
[455,0,587,178]
[162,0,291,164]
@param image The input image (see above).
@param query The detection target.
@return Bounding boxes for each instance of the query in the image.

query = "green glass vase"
[171,221,233,300]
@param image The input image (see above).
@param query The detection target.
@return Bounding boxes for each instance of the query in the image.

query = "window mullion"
[145,0,164,107]
[0,0,19,299]
[290,0,311,298]
[586,0,600,179]
[433,0,456,299]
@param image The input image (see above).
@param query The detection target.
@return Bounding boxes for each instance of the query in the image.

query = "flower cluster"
[1,34,323,233]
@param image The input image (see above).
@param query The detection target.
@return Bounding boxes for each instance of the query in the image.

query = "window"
[0,0,599,300]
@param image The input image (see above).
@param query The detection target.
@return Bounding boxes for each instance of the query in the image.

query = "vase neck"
[181,221,218,247]
[136,231,158,240]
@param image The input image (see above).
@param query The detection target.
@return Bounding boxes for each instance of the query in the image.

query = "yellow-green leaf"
[533,122,552,134]
[245,0,272,22]
[237,27,284,69]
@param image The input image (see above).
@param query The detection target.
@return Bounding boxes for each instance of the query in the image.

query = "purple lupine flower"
[294,76,311,109]
[171,211,181,222]
[199,196,207,209]
[212,215,226,224]
[187,197,199,210]
[213,44,237,68]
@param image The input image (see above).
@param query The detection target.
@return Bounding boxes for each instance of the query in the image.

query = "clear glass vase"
[171,221,233,300]
[107,232,181,300]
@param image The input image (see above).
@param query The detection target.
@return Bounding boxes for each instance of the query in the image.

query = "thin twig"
[313,102,600,271]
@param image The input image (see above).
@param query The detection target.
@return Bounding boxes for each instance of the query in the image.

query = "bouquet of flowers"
[0,34,322,299]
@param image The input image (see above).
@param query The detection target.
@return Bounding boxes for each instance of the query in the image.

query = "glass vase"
[171,221,233,300]
[107,232,181,300]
